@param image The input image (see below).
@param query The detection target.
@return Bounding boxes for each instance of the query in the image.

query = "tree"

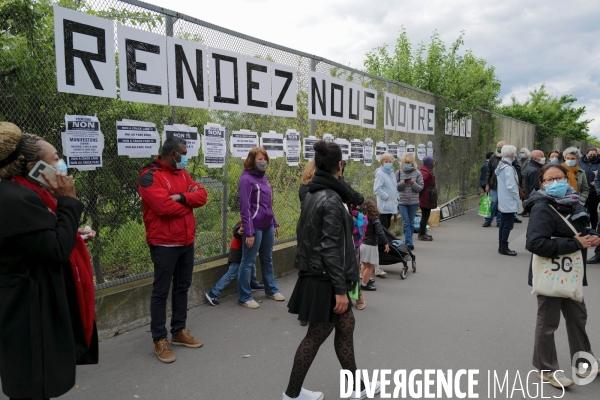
[364,28,502,116]
[499,85,593,145]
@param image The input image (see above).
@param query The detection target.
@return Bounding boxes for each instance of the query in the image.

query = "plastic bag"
[478,194,492,218]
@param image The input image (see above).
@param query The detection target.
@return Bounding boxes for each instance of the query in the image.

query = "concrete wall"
[94,241,297,341]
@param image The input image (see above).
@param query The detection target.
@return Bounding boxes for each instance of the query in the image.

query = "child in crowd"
[205,221,263,305]
[351,204,368,309]
[359,198,389,291]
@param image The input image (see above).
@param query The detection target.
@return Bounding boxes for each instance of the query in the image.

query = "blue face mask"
[550,158,559,163]
[54,159,67,174]
[404,163,413,169]
[383,163,393,172]
[520,153,527,159]
[176,154,188,170]
[565,160,577,167]
[545,180,570,197]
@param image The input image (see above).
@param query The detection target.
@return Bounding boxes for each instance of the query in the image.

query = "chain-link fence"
[0,0,537,288]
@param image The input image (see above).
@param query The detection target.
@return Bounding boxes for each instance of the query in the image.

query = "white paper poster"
[260,131,284,158]
[162,124,200,157]
[62,115,104,170]
[406,144,416,158]
[364,138,374,166]
[387,142,398,160]
[398,140,406,160]
[375,142,387,162]
[334,138,350,161]
[323,133,335,143]
[230,130,258,159]
[303,136,319,160]
[203,124,226,168]
[427,142,434,157]
[285,129,301,166]
[350,139,363,161]
[116,119,160,158]
[466,118,472,138]
[417,143,426,160]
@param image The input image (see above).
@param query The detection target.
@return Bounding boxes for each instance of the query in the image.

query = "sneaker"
[356,291,365,310]
[408,244,414,250]
[374,268,387,277]
[283,387,324,400]
[268,292,285,301]
[537,370,574,388]
[172,328,203,348]
[251,283,265,292]
[348,381,381,399]
[360,283,376,291]
[369,277,375,284]
[418,233,432,241]
[300,320,308,326]
[239,299,260,309]
[205,291,219,306]
[482,221,491,227]
[154,338,176,363]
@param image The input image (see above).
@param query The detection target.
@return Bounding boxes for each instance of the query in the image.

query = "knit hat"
[423,155,435,168]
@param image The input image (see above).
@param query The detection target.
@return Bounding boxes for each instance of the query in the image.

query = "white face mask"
[539,157,546,165]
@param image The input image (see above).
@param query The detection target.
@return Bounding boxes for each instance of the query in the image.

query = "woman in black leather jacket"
[283,141,379,400]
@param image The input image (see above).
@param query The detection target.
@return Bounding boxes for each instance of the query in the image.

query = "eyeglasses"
[543,177,567,184]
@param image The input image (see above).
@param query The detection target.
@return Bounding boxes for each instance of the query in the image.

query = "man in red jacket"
[139,137,208,363]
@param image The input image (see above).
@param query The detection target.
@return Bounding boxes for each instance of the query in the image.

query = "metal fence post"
[222,127,229,254]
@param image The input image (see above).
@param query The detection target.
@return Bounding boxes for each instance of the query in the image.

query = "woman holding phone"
[396,152,424,250]
[0,122,98,400]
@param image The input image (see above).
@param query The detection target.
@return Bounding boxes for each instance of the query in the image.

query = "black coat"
[581,155,600,196]
[524,191,598,287]
[522,160,543,199]
[0,179,98,399]
[294,171,359,295]
[486,153,522,189]
[362,216,388,246]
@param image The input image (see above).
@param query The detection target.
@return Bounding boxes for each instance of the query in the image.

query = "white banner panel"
[54,6,116,98]
[243,56,271,115]
[345,83,362,127]
[308,71,329,122]
[208,48,246,112]
[384,92,396,130]
[271,63,297,118]
[167,37,208,109]
[362,88,377,129]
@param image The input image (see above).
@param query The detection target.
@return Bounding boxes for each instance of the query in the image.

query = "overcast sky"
[145,0,600,139]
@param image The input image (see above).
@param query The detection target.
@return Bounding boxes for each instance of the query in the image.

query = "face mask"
[520,153,527,159]
[383,163,393,171]
[404,163,413,169]
[176,155,188,170]
[589,156,597,162]
[550,158,559,163]
[256,161,268,171]
[545,180,570,197]
[54,159,67,174]
[497,148,502,154]
[538,157,546,165]
[565,160,577,167]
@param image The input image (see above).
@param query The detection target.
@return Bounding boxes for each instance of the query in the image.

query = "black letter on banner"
[409,104,417,130]
[274,69,293,111]
[427,109,434,131]
[175,45,204,101]
[63,20,106,90]
[385,96,395,126]
[246,62,268,108]
[348,87,360,121]
[330,82,344,118]
[213,54,239,104]
[311,77,326,115]
[363,91,375,125]
[125,39,162,94]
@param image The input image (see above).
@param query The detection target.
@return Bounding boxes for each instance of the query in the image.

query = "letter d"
[340,370,353,397]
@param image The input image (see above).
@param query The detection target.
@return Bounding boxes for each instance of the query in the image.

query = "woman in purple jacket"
[237,147,284,309]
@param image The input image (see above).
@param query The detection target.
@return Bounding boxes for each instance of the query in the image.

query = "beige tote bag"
[531,206,584,302]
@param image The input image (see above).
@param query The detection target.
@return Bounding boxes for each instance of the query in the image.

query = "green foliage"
[498,85,593,145]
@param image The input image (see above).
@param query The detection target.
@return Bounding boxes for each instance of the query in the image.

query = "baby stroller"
[377,226,416,279]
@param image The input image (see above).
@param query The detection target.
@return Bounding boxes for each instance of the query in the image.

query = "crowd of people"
[480,140,600,388]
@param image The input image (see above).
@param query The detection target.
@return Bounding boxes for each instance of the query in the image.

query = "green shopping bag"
[348,282,359,301]
[478,194,492,218]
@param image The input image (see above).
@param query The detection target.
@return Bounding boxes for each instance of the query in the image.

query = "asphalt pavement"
[3,210,600,399]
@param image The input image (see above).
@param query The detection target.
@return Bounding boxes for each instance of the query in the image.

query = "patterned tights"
[285,308,362,398]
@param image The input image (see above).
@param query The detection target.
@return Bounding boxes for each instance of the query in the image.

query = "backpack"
[352,209,368,248]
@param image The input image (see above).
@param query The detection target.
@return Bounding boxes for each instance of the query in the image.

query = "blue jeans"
[210,263,261,297]
[485,189,502,224]
[499,212,515,248]
[238,226,279,302]
[398,204,419,246]
[149,244,194,341]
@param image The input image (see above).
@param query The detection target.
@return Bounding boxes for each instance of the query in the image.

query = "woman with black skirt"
[283,140,380,400]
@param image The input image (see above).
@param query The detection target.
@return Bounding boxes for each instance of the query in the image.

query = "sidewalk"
[4,210,600,399]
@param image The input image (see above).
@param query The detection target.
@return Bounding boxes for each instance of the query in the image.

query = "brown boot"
[356,291,365,310]
[154,338,176,363]
[172,328,204,348]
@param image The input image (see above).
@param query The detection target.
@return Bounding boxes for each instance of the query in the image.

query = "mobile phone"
[404,178,411,183]
[28,160,57,187]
